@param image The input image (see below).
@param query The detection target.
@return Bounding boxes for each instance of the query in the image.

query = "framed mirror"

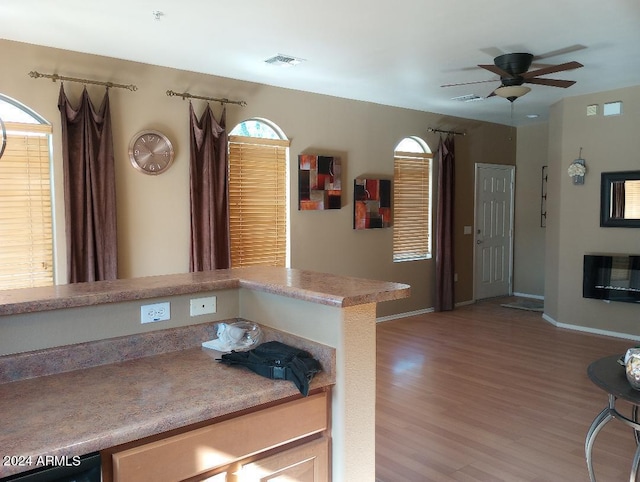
[600,171,640,227]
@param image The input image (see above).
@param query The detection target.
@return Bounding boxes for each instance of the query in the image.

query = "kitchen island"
[0,267,410,481]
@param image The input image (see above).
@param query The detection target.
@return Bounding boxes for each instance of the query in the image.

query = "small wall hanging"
[353,178,392,229]
[540,165,548,227]
[298,154,342,210]
[568,148,587,185]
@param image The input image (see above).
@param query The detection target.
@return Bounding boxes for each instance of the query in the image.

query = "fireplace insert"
[583,254,640,304]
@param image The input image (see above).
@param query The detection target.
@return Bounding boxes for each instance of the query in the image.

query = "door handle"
[476,240,483,245]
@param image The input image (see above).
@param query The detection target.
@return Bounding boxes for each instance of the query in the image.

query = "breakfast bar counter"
[0,267,411,481]
[0,266,410,315]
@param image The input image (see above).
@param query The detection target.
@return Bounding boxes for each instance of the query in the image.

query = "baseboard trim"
[542,313,640,342]
[379,304,639,342]
[377,307,434,323]
[376,300,477,323]
[513,292,544,300]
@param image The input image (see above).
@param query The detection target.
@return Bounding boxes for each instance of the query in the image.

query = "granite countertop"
[0,323,335,478]
[0,267,410,316]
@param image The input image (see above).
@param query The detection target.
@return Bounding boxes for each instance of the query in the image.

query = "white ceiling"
[2,0,639,126]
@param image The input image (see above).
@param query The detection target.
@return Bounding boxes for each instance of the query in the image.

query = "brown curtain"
[435,135,455,311]
[58,85,117,283]
[189,102,230,271]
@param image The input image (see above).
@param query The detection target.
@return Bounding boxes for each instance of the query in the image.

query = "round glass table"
[586,354,640,482]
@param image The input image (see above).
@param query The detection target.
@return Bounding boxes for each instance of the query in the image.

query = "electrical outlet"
[141,302,170,323]
[190,296,217,316]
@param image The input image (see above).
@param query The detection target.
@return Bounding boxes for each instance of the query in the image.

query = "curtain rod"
[166,90,247,107]
[28,71,138,91]
[427,127,466,136]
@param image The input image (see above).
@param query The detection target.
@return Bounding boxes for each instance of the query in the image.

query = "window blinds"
[0,122,53,289]
[393,152,432,261]
[228,136,289,267]
[625,180,640,219]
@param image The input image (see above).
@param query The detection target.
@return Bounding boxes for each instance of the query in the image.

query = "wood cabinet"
[238,436,329,481]
[102,391,330,482]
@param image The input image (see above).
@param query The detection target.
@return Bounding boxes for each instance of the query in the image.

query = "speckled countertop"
[0,267,410,316]
[0,322,335,478]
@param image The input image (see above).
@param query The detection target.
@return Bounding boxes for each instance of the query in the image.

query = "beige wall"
[1,39,516,317]
[514,123,548,297]
[545,85,640,336]
[0,290,239,355]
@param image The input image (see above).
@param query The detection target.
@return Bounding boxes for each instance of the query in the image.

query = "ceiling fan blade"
[478,64,514,78]
[441,79,497,88]
[533,44,587,61]
[522,61,583,78]
[525,78,576,88]
[479,47,506,58]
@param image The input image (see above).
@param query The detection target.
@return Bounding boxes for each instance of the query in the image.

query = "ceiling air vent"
[451,94,484,103]
[265,54,305,67]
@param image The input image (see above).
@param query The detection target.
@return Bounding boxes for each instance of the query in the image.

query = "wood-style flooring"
[376,297,637,481]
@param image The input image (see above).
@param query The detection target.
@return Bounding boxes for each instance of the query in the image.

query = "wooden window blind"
[0,122,53,289]
[393,151,432,262]
[228,135,289,267]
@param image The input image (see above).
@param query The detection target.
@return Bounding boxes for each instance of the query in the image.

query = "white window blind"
[625,180,640,219]
[0,122,53,289]
[228,135,289,267]
[393,151,432,262]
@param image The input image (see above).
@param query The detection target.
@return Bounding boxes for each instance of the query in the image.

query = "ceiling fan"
[442,52,584,102]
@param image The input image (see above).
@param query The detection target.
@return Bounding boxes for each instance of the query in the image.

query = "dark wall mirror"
[601,171,640,227]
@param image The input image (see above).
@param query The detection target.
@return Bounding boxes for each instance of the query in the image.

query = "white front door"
[474,163,515,300]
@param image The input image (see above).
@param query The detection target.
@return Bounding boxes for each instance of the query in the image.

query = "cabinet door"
[108,393,328,482]
[238,437,329,482]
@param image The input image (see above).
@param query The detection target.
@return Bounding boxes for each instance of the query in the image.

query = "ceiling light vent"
[451,94,483,103]
[265,54,305,67]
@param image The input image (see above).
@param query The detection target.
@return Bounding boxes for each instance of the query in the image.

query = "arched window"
[0,95,54,289]
[393,136,433,262]
[228,118,290,267]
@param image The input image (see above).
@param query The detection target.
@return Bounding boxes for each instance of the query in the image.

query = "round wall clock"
[128,130,175,175]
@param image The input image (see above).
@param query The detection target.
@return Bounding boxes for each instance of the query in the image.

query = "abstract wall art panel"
[298,154,342,210]
[353,178,392,229]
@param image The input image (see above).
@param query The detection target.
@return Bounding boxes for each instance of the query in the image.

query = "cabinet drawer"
[111,392,328,482]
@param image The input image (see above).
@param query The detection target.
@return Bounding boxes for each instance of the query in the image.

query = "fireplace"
[583,254,640,303]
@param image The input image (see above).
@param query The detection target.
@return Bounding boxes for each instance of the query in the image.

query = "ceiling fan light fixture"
[494,85,531,102]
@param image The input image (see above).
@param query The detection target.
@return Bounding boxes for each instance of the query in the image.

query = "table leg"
[634,405,640,446]
[631,441,640,482]
[586,406,614,482]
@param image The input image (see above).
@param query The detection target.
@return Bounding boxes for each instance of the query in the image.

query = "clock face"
[129,130,175,175]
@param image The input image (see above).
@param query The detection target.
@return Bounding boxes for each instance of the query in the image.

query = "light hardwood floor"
[376,297,638,482]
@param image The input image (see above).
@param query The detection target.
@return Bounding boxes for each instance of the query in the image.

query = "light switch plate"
[190,296,217,316]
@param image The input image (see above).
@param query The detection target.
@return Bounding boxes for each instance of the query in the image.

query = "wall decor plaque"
[353,178,391,229]
[298,154,342,210]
